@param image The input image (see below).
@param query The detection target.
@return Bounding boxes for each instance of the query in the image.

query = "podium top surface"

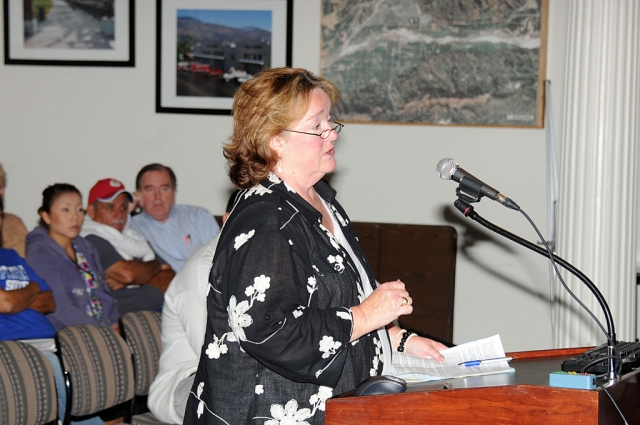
[326,347,640,425]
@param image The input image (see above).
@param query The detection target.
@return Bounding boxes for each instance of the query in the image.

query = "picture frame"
[3,0,135,67]
[320,0,548,128]
[156,0,293,115]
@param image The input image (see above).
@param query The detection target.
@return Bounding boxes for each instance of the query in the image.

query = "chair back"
[351,222,457,345]
[0,340,58,425]
[56,324,135,424]
[120,310,163,396]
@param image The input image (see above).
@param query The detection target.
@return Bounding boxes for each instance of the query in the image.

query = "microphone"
[436,158,519,211]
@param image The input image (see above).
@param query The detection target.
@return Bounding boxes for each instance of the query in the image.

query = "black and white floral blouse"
[184,174,387,425]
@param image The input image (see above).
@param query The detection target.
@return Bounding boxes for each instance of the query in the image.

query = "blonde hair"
[224,67,340,189]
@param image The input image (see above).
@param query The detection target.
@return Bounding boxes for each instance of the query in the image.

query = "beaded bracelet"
[392,329,406,350]
[404,333,417,352]
[397,331,416,353]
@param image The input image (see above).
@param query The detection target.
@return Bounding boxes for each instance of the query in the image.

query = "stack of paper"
[392,334,514,381]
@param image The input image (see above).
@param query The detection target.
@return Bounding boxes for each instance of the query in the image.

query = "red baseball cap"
[88,178,133,205]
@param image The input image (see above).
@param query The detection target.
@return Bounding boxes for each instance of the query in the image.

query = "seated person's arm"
[28,289,56,314]
[104,259,163,287]
[145,264,176,292]
[86,235,168,290]
[0,282,42,314]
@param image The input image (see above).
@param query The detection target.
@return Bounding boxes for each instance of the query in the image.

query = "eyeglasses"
[283,121,344,139]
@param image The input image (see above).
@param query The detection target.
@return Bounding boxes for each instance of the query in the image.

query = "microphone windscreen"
[436,158,458,180]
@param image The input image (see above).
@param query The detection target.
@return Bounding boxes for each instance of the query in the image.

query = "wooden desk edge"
[506,346,593,360]
[325,347,621,425]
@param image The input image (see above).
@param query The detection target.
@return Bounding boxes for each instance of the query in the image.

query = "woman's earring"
[277,163,284,173]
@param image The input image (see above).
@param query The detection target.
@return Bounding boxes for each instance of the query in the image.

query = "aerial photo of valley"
[321,0,546,127]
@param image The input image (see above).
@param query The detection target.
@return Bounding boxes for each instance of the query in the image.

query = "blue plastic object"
[549,371,596,390]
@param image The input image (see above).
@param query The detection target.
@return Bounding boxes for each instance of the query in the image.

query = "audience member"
[148,190,238,424]
[82,178,175,314]
[0,163,28,257]
[129,163,220,271]
[0,198,56,340]
[26,183,120,333]
[0,196,104,425]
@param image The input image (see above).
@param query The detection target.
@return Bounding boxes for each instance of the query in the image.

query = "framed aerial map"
[320,0,548,127]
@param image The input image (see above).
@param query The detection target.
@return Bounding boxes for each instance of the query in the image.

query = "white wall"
[0,0,570,352]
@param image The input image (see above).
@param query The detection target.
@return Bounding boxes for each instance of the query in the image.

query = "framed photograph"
[3,0,135,66]
[156,0,293,115]
[320,0,548,128]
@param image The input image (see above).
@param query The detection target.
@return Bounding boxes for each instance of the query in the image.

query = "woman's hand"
[404,336,447,362]
[388,325,446,361]
[350,280,412,342]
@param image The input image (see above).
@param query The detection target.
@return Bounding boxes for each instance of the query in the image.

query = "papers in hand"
[392,334,514,381]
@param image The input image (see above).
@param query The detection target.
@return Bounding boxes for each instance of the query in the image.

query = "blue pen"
[458,357,514,367]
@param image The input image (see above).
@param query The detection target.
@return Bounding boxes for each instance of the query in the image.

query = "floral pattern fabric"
[73,242,105,325]
[184,175,386,424]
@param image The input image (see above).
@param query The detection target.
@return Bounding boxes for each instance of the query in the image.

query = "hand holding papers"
[392,334,514,381]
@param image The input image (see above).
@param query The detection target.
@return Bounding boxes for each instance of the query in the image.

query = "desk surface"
[326,347,639,425]
[407,347,587,392]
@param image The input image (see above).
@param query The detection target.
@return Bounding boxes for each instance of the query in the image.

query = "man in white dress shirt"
[148,191,236,424]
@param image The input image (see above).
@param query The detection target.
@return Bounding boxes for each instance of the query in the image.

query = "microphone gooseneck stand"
[453,196,619,381]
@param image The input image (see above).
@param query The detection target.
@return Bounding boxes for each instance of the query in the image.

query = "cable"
[517,208,615,350]
[454,199,616,347]
[518,209,623,379]
[579,354,622,376]
[446,182,629,422]
[453,197,619,379]
[597,383,629,425]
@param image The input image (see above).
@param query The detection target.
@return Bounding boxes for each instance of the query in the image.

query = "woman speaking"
[184,68,446,425]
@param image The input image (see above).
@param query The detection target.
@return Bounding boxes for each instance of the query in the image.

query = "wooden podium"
[326,347,640,425]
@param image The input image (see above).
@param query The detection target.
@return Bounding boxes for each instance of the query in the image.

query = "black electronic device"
[353,375,407,396]
[561,341,640,374]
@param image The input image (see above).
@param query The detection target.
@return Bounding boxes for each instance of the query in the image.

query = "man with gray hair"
[148,190,237,423]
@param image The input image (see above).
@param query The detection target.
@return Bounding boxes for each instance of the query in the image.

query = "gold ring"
[402,297,409,306]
